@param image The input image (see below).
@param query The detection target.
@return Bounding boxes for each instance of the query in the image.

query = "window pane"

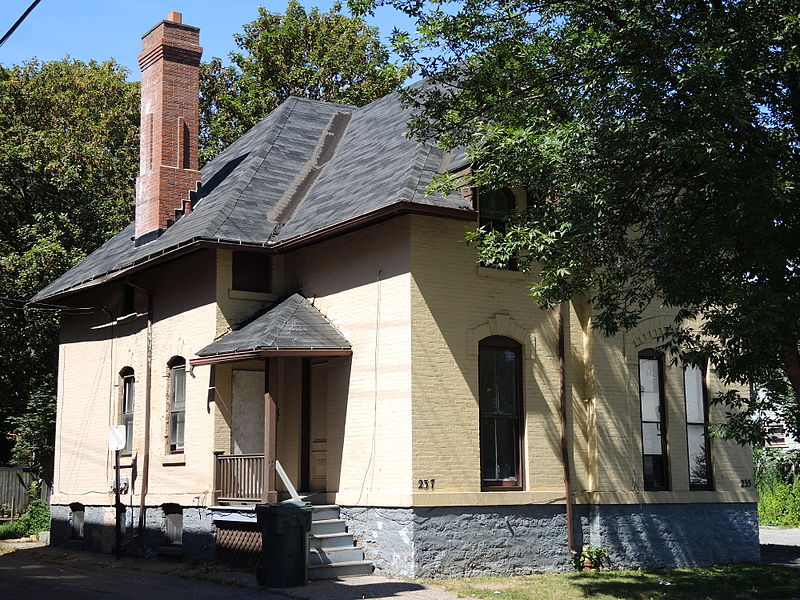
[479,350,497,413]
[684,365,704,423]
[642,422,663,455]
[172,366,186,411]
[687,424,709,485]
[480,418,497,481]
[643,455,667,490]
[171,412,185,450]
[495,350,518,416]
[124,413,133,452]
[123,378,134,413]
[639,358,661,421]
[494,418,517,480]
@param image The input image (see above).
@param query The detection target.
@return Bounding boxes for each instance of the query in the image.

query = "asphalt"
[0,540,460,600]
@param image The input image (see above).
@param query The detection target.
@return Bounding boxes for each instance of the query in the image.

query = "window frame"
[475,188,520,271]
[684,362,714,491]
[231,251,272,294]
[167,357,186,454]
[479,335,524,491]
[119,368,135,455]
[638,349,670,491]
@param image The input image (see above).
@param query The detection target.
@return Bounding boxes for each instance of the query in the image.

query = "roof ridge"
[206,98,300,240]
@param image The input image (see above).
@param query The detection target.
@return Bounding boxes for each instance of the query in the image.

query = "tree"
[350,0,800,444]
[0,58,139,478]
[200,0,413,163]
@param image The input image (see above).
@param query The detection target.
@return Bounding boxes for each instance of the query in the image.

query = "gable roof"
[192,293,350,365]
[33,92,474,302]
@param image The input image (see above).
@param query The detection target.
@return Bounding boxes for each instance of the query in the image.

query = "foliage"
[0,500,50,539]
[0,58,140,477]
[573,545,611,571]
[422,565,800,600]
[351,0,800,444]
[199,0,413,163]
[755,448,800,526]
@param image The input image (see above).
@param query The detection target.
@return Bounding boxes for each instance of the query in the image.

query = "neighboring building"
[33,13,760,577]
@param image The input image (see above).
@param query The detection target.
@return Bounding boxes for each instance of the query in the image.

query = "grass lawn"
[424,565,800,600]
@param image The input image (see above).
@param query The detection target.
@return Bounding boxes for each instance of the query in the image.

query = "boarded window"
[232,252,271,293]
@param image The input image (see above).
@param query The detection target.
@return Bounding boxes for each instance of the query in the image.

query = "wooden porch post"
[262,358,278,503]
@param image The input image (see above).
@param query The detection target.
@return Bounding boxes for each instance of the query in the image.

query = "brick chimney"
[135,12,202,246]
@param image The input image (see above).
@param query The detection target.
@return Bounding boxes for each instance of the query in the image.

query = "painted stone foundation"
[342,502,759,578]
[50,504,216,560]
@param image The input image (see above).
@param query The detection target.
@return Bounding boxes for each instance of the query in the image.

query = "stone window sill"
[228,289,279,302]
[476,266,528,281]
[162,453,186,466]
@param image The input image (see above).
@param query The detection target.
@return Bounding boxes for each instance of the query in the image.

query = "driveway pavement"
[761,527,800,547]
[0,540,459,600]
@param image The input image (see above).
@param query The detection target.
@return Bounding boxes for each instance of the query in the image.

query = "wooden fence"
[0,467,50,519]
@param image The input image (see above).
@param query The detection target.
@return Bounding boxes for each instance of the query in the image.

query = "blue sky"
[0,1,416,79]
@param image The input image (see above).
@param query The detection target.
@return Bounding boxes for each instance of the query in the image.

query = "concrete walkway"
[0,540,460,600]
[760,526,800,547]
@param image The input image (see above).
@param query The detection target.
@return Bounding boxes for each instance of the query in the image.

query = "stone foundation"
[50,504,216,560]
[342,502,759,577]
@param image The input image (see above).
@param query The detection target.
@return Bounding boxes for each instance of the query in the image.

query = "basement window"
[232,252,271,293]
[162,504,183,545]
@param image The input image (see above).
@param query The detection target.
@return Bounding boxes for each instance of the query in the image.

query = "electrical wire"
[0,0,42,49]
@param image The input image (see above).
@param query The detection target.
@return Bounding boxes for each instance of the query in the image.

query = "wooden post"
[262,359,278,503]
[212,450,224,505]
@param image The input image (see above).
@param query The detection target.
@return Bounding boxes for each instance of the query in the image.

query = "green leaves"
[199,0,413,164]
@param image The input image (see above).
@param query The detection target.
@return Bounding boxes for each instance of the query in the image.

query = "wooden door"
[308,361,328,493]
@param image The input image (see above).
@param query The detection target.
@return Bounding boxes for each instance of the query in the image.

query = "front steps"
[309,505,372,579]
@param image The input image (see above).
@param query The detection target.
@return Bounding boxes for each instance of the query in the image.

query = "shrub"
[0,500,50,540]
[757,453,800,526]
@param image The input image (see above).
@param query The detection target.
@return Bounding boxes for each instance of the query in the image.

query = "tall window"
[479,336,523,489]
[684,364,713,490]
[120,368,135,454]
[477,188,518,270]
[638,350,669,490]
[168,357,186,452]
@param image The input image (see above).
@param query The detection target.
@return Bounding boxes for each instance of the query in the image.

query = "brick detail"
[135,16,203,242]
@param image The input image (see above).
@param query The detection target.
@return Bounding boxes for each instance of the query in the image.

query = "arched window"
[479,336,523,489]
[684,362,712,490]
[168,357,186,453]
[638,350,669,490]
[119,367,135,454]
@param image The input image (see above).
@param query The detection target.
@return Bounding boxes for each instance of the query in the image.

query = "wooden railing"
[214,453,264,503]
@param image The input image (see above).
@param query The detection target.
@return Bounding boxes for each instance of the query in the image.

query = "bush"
[0,500,50,540]
[756,451,800,526]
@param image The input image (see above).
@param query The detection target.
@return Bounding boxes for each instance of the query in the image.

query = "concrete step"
[308,560,373,580]
[311,505,340,521]
[311,518,346,536]
[311,532,356,549]
[309,546,364,565]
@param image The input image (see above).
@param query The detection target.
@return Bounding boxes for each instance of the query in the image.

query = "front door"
[308,360,328,493]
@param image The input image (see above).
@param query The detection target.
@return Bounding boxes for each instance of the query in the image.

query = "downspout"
[558,302,578,556]
[128,283,153,534]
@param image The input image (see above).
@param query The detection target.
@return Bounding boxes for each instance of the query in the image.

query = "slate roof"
[196,294,350,357]
[33,92,473,302]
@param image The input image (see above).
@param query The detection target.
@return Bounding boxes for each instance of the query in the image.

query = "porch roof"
[191,293,351,366]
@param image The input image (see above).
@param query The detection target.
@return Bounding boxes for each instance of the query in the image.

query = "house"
[33,12,760,578]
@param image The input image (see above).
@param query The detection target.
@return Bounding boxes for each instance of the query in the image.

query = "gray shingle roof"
[196,294,350,357]
[33,92,473,302]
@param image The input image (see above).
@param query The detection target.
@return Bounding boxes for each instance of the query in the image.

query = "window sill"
[476,266,528,281]
[118,455,134,469]
[228,289,278,302]
[162,453,185,466]
[116,312,139,324]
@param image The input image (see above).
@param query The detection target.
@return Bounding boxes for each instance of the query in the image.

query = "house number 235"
[418,479,435,490]
[740,479,752,488]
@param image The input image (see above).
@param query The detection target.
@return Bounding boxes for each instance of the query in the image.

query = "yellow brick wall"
[409,213,757,506]
[285,218,413,506]
[53,249,218,507]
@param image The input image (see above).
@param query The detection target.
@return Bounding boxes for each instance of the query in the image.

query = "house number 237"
[418,479,435,490]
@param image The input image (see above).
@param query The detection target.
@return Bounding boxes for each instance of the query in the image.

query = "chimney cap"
[167,11,182,23]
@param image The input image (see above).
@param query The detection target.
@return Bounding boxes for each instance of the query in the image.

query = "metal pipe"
[559,302,578,555]
[128,282,152,534]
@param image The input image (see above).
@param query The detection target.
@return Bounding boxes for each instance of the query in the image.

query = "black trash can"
[254,501,313,587]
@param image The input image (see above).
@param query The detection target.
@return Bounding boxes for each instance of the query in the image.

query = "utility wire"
[0,0,42,49]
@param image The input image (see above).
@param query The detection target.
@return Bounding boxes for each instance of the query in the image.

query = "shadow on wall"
[49,504,216,561]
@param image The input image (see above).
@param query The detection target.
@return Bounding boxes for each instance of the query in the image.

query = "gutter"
[558,302,578,556]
